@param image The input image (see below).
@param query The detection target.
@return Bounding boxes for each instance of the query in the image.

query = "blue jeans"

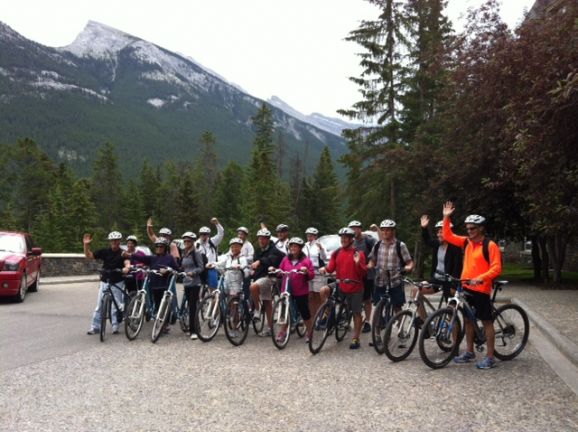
[90,281,125,330]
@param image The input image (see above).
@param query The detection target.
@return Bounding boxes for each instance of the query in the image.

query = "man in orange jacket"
[442,201,502,369]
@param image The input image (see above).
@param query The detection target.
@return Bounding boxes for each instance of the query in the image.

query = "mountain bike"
[124,268,155,340]
[269,269,307,350]
[195,268,231,342]
[370,269,398,354]
[308,277,356,355]
[223,278,265,346]
[382,278,449,362]
[151,268,185,343]
[418,273,529,369]
[98,269,132,342]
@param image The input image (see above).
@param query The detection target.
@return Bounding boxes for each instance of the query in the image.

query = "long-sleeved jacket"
[421,227,463,280]
[252,242,285,280]
[325,247,367,294]
[278,255,315,297]
[180,248,204,287]
[195,224,225,263]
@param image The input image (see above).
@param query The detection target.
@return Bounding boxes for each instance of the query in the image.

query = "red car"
[0,231,42,302]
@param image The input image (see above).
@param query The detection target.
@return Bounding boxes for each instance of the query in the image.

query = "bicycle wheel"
[224,297,249,346]
[371,299,393,354]
[493,303,529,361]
[295,317,306,338]
[335,301,352,342]
[195,294,221,342]
[419,307,461,369]
[125,292,145,340]
[251,300,265,335]
[179,298,190,334]
[384,310,418,362]
[309,301,332,354]
[151,295,170,343]
[100,293,111,343]
[271,297,291,350]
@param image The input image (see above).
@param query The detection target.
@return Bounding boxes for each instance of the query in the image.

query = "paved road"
[1,282,578,431]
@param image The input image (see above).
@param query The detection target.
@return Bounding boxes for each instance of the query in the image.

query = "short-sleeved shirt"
[94,248,126,283]
[370,239,412,286]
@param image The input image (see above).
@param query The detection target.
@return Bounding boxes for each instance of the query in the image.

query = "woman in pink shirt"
[275,237,315,341]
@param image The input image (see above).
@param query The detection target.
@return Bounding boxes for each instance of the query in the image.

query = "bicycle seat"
[493,280,508,290]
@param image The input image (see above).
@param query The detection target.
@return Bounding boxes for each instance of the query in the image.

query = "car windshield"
[0,235,26,253]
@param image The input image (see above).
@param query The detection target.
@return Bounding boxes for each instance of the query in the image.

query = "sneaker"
[163,326,171,334]
[476,356,497,370]
[253,310,261,321]
[362,321,371,333]
[276,331,287,343]
[453,351,476,364]
[349,338,361,350]
[190,333,198,340]
[229,330,239,338]
[305,336,310,344]
[414,316,424,329]
[112,326,119,334]
[86,328,99,335]
[260,328,271,337]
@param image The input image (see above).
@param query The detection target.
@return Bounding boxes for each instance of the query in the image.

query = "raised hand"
[420,215,430,228]
[210,217,219,225]
[83,233,92,245]
[147,216,154,227]
[442,201,455,218]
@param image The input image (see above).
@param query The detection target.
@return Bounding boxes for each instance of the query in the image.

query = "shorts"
[309,274,325,293]
[363,277,374,301]
[226,282,243,296]
[429,279,453,298]
[255,277,274,301]
[463,288,493,321]
[343,291,363,314]
[374,282,406,307]
[293,294,311,321]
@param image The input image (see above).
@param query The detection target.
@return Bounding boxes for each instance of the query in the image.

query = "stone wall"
[41,254,100,277]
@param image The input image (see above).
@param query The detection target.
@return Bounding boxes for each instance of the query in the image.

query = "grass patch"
[501,262,578,289]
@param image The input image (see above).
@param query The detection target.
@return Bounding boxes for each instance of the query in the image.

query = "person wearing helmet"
[367,219,414,318]
[195,217,225,289]
[146,217,180,260]
[124,235,147,294]
[274,237,315,342]
[215,237,250,299]
[236,226,254,262]
[415,215,463,323]
[180,232,204,340]
[348,220,377,334]
[319,227,367,349]
[303,227,327,319]
[274,224,290,253]
[249,228,286,336]
[83,231,131,335]
[442,201,502,370]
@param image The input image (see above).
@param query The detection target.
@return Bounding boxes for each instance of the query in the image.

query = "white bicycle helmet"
[159,227,172,236]
[338,227,355,237]
[199,226,211,234]
[464,214,486,225]
[256,228,272,237]
[275,224,289,232]
[379,219,396,228]
[305,227,319,236]
[237,226,249,235]
[288,237,305,247]
[155,237,170,246]
[348,220,362,228]
[181,231,197,240]
[126,235,138,243]
[107,231,122,240]
[229,237,243,245]
[434,221,453,229]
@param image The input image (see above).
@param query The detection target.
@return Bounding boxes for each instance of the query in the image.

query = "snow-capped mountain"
[268,96,359,137]
[0,20,346,175]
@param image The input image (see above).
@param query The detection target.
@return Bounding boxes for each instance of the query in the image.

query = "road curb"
[513,297,578,369]
[43,277,98,286]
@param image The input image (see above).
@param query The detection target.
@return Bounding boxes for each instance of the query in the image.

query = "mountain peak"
[61,20,138,59]
[0,21,26,42]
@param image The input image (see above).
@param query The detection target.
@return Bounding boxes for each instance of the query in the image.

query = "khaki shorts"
[255,277,274,301]
[309,274,325,293]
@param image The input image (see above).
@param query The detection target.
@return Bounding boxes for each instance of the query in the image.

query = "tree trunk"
[547,233,568,284]
[414,240,424,279]
[538,236,549,282]
[531,236,542,281]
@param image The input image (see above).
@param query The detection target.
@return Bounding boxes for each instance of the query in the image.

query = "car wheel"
[15,275,27,303]
[29,270,40,293]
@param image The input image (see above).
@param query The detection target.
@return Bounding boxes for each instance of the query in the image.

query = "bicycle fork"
[275,293,291,325]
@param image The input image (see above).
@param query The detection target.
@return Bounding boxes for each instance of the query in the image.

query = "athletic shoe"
[190,333,198,340]
[86,328,99,335]
[253,310,261,321]
[414,316,424,329]
[260,328,271,337]
[453,351,476,364]
[112,326,119,334]
[362,321,371,333]
[476,356,497,370]
[349,338,361,350]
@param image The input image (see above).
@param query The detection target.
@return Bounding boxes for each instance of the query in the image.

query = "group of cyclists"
[83,200,502,370]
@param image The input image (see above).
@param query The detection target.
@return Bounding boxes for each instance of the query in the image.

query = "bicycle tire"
[125,292,145,341]
[371,299,393,354]
[224,297,249,346]
[383,309,418,362]
[251,301,265,335]
[100,293,111,343]
[493,303,529,361]
[195,294,221,342]
[335,301,352,342]
[179,298,190,334]
[295,318,306,338]
[418,307,461,369]
[151,295,170,343]
[309,301,332,354]
[271,297,291,350]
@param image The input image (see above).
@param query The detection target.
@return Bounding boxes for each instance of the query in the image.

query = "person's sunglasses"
[466,226,479,232]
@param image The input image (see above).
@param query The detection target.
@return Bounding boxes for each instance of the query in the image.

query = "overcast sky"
[2,0,535,120]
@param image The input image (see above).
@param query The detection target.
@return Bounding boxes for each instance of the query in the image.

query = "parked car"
[0,231,42,302]
[318,230,379,258]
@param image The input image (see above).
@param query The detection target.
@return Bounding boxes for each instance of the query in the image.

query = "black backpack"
[196,241,216,284]
[464,237,493,265]
[369,239,408,268]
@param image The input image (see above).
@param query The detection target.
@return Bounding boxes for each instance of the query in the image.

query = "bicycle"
[418,273,530,369]
[223,278,265,346]
[370,269,397,354]
[124,268,155,340]
[97,269,132,343]
[151,268,185,343]
[308,277,357,355]
[382,278,450,362]
[269,269,307,350]
[194,267,232,342]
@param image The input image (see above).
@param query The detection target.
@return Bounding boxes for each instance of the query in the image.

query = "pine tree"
[90,142,123,229]
[214,161,245,230]
[195,131,219,223]
[310,147,341,234]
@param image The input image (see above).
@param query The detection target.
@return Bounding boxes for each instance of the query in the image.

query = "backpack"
[464,237,493,265]
[369,239,408,268]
